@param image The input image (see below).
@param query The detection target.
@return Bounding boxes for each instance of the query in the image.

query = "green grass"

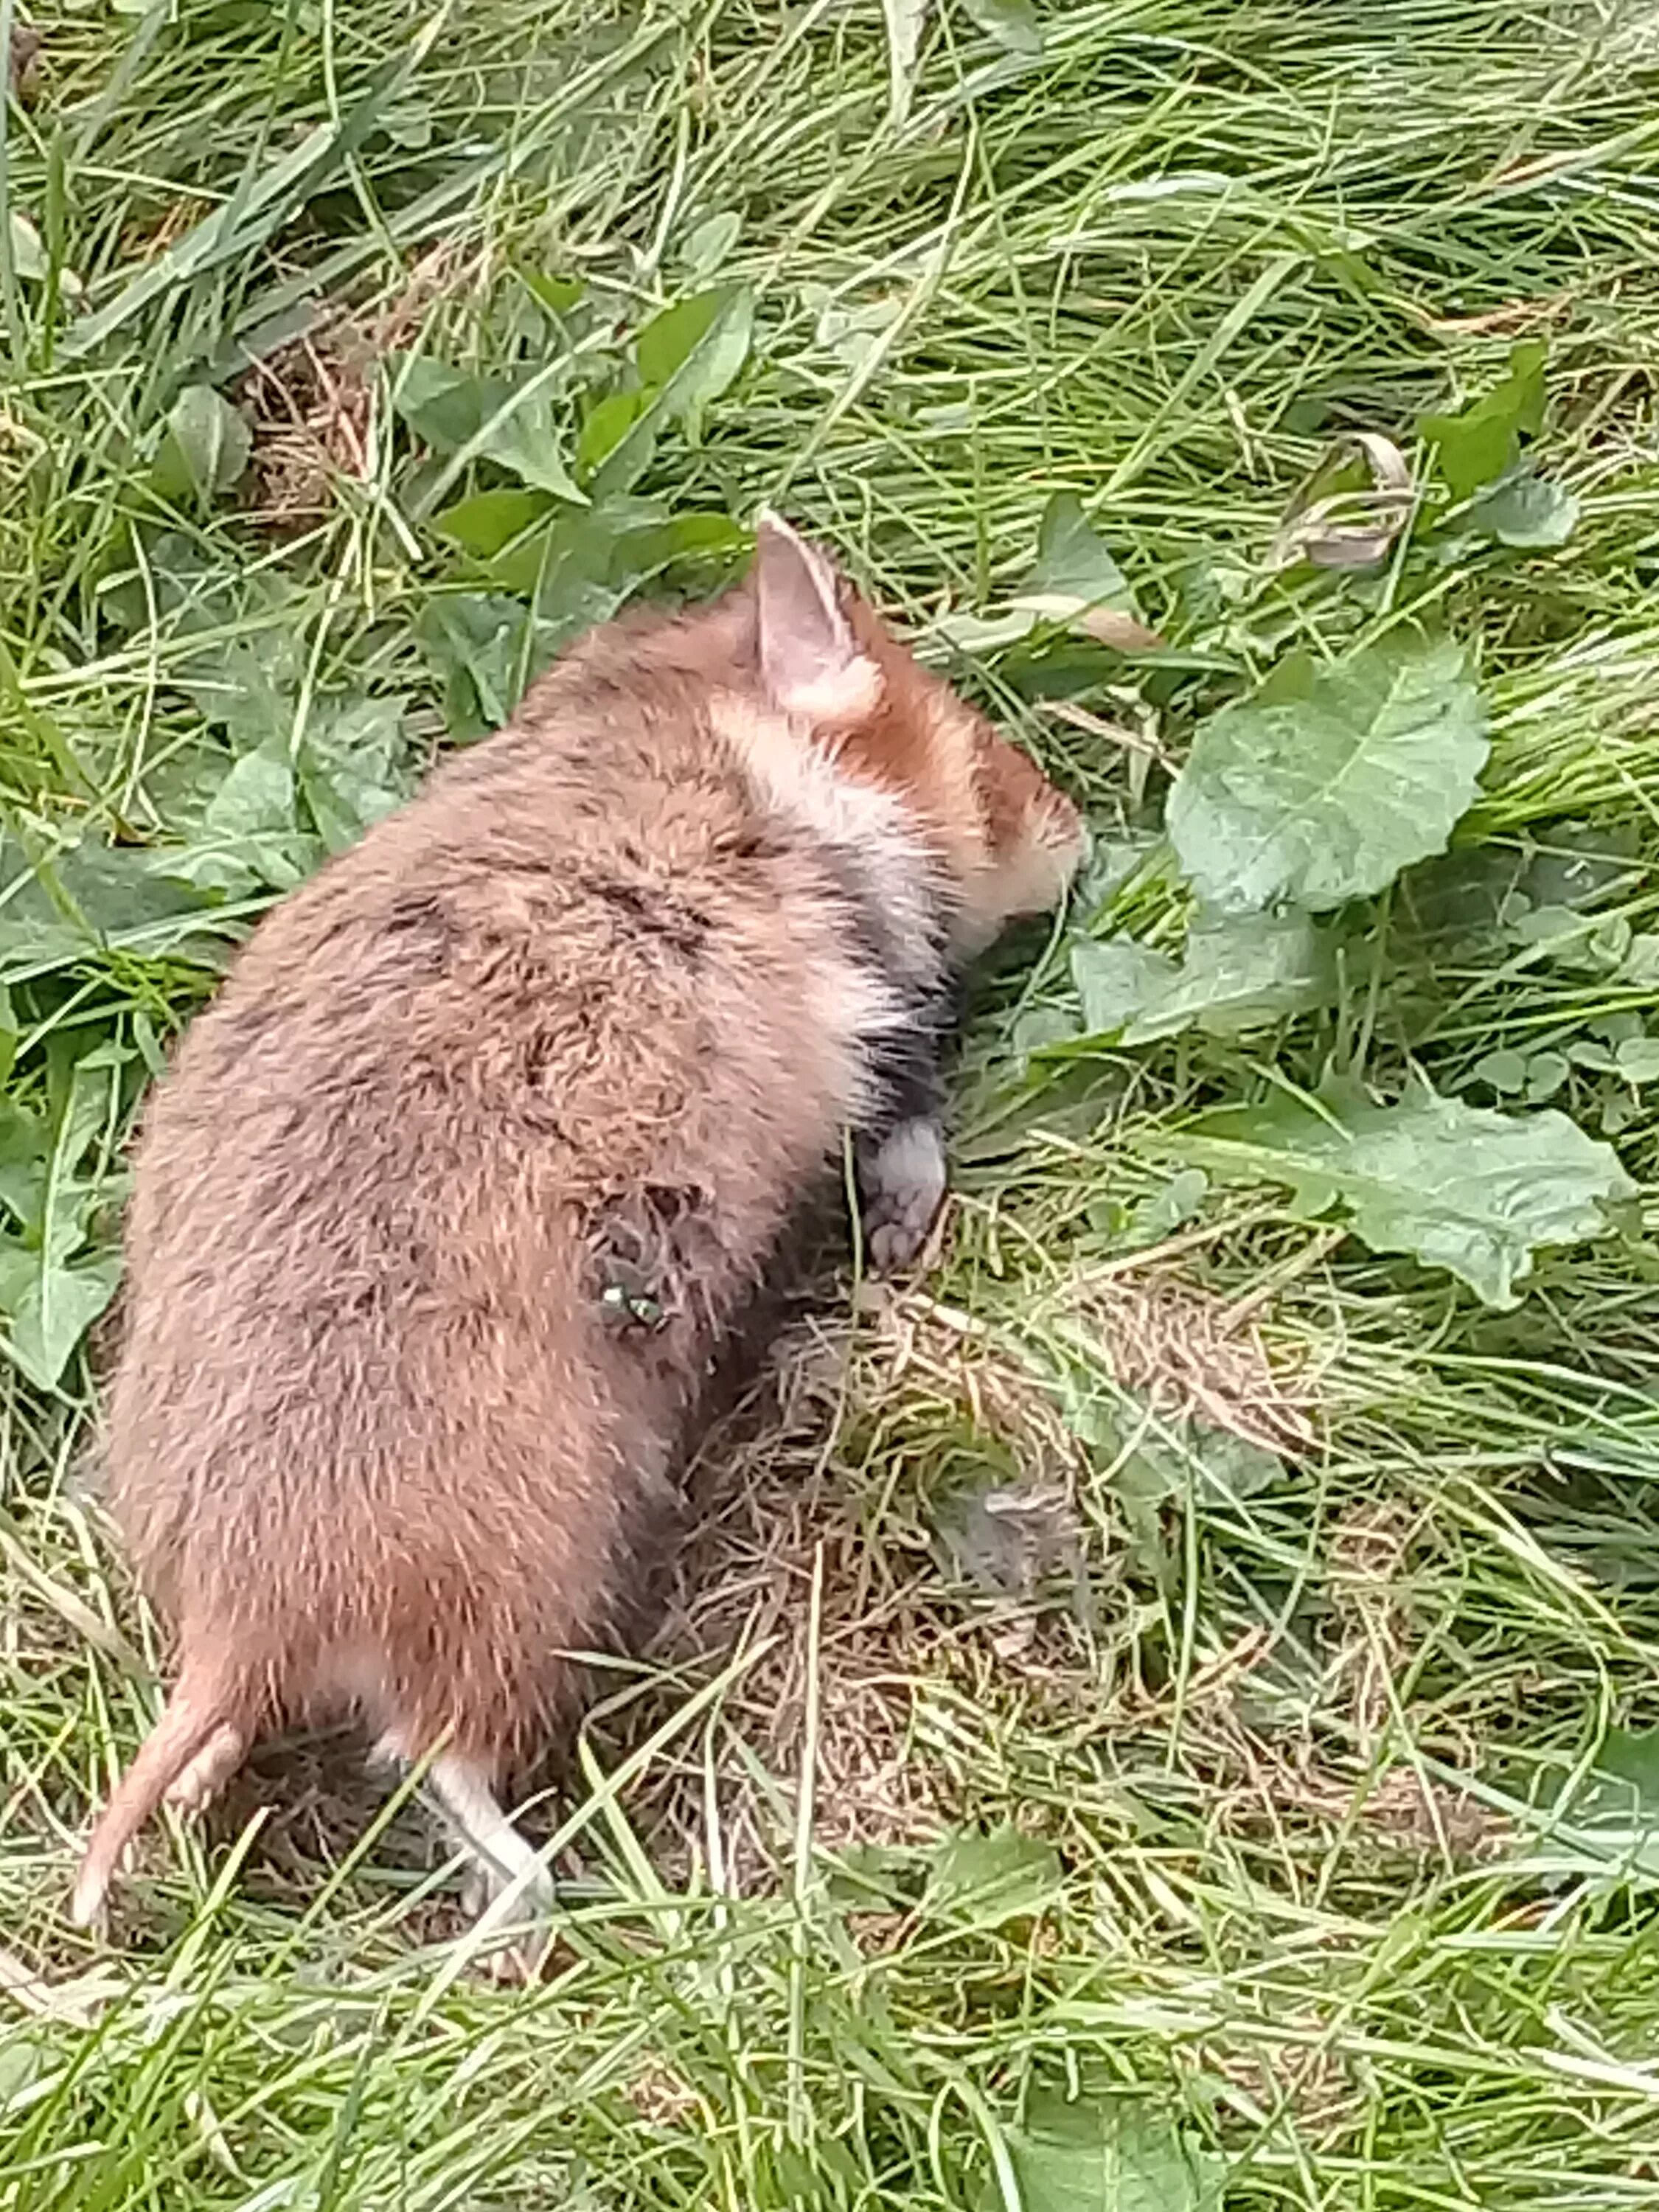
[6,0,1659,2204]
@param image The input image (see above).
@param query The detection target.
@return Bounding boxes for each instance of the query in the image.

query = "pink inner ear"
[754,513,861,712]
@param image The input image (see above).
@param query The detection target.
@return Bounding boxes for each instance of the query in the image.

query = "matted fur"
[75,518,1083,1930]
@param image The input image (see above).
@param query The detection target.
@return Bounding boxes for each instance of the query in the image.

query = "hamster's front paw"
[858,1117,947,1273]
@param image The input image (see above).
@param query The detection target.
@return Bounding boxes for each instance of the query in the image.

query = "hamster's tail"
[72,1660,251,1928]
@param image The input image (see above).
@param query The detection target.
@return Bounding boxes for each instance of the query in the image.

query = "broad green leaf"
[518,271,585,319]
[577,389,655,484]
[1026,493,1132,608]
[1467,471,1580,549]
[298,696,414,854]
[961,0,1044,52]
[473,390,585,503]
[204,748,296,839]
[394,357,509,451]
[1419,338,1548,503]
[152,386,251,507]
[1170,1083,1634,1307]
[1124,911,1335,1043]
[1068,914,1332,1046]
[431,488,552,558]
[417,592,545,738]
[1554,1728,1659,1881]
[1070,937,1178,1037]
[394,358,584,501]
[619,511,749,577]
[633,284,754,440]
[677,211,742,279]
[482,506,745,627]
[931,496,1157,661]
[998,2093,1225,2212]
[0,1056,125,1391]
[170,747,319,896]
[1419,403,1514,505]
[0,840,229,983]
[0,1245,121,1392]
[1166,634,1489,912]
[177,634,300,754]
[1016,492,1158,648]
[0,1104,50,1237]
[880,0,928,121]
[922,1823,1063,1929]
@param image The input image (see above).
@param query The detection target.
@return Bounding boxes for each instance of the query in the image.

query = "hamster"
[73,514,1084,1943]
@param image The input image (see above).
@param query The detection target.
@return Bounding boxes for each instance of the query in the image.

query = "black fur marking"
[589,875,710,959]
[863,978,961,1133]
[807,837,963,1138]
[380,891,456,970]
[810,839,933,1000]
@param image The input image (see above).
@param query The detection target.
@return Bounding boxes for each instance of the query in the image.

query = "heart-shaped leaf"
[394,357,508,451]
[473,391,585,503]
[1166,633,1489,912]
[153,386,252,507]
[1015,492,1160,649]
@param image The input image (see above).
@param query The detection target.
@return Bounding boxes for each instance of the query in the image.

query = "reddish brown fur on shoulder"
[804,550,1085,947]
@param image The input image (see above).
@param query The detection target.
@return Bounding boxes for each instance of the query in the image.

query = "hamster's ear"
[753,510,883,724]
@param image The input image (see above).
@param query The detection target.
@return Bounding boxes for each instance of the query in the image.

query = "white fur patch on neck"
[717,698,940,1106]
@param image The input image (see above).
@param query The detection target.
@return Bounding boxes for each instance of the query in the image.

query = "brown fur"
[75,518,1082,1929]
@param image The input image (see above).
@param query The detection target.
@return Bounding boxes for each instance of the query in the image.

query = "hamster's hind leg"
[164,1721,251,1815]
[424,1750,556,1980]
